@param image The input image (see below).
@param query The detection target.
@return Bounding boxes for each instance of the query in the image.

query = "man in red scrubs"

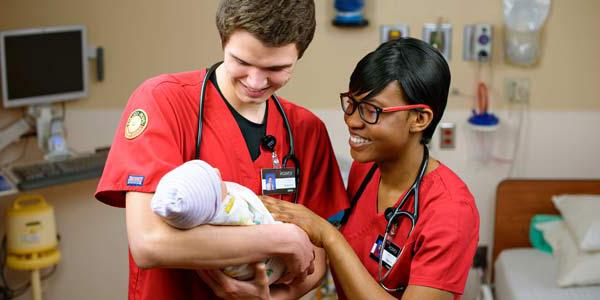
[95,0,348,299]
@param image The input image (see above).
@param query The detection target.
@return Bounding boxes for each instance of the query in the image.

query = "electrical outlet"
[504,78,530,103]
[439,122,456,149]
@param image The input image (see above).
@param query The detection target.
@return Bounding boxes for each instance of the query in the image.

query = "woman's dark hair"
[348,37,451,144]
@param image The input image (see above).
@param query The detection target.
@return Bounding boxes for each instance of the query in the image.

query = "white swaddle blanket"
[151,160,285,283]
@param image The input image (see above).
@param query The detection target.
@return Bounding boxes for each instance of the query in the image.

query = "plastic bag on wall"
[503,0,551,66]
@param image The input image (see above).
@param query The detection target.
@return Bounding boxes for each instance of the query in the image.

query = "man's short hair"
[216,0,316,58]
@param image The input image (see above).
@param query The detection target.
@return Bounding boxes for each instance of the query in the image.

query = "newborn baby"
[151,160,285,284]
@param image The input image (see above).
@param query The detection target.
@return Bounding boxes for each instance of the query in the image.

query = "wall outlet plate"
[439,122,456,149]
[380,24,410,43]
[504,78,530,103]
[423,23,452,60]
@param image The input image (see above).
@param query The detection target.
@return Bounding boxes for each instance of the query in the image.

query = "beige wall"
[1,0,599,113]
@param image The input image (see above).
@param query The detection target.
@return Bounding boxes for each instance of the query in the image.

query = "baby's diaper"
[212,182,286,284]
[223,256,286,285]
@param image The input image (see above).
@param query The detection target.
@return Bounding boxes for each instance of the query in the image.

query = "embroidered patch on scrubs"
[369,234,401,270]
[127,175,145,186]
[124,109,148,139]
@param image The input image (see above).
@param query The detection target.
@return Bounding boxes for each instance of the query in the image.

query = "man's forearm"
[126,191,302,269]
[147,224,301,269]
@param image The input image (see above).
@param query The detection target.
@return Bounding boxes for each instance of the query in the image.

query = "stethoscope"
[340,145,429,292]
[195,62,300,203]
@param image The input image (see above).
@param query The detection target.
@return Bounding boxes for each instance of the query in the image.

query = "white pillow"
[536,220,600,287]
[552,194,600,251]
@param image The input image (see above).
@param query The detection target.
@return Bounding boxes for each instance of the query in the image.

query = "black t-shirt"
[209,72,266,161]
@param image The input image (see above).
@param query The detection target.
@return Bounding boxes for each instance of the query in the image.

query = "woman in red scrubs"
[263,37,479,300]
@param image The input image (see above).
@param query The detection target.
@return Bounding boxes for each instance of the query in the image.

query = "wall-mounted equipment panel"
[463,24,493,62]
[380,24,410,43]
[422,24,452,60]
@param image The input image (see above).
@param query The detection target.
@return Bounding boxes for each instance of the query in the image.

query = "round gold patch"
[125,109,148,139]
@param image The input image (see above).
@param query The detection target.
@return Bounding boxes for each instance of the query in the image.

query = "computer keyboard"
[10,150,109,190]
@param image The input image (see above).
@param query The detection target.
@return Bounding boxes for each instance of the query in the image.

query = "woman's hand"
[197,262,271,300]
[260,195,335,248]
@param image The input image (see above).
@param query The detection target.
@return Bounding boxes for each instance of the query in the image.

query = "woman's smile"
[349,133,372,148]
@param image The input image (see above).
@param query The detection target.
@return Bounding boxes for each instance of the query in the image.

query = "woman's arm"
[262,196,394,300]
[261,196,454,300]
[321,224,398,300]
[402,285,453,300]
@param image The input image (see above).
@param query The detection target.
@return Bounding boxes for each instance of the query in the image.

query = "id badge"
[261,168,297,195]
[369,234,401,270]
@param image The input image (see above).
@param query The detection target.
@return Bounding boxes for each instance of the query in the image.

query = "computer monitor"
[0,25,89,108]
[0,25,89,159]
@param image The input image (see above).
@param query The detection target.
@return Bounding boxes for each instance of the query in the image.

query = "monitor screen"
[1,25,88,108]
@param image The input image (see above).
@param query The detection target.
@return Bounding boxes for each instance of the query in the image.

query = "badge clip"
[261,135,281,169]
[272,152,281,169]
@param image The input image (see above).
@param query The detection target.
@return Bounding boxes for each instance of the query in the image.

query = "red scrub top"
[335,161,479,299]
[95,69,349,300]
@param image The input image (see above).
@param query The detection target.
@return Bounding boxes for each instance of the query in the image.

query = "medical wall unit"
[467,82,500,163]
[380,24,410,43]
[422,23,452,60]
[332,0,368,27]
[463,24,493,62]
[503,0,551,66]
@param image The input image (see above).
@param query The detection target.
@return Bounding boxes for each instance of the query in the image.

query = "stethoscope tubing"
[377,145,429,292]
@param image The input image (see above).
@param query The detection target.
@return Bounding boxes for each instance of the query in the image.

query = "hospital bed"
[492,179,600,300]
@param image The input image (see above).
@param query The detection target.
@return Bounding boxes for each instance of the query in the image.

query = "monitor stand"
[27,104,71,161]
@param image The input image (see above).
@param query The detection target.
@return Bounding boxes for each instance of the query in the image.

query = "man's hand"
[198,262,271,300]
[275,223,316,284]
